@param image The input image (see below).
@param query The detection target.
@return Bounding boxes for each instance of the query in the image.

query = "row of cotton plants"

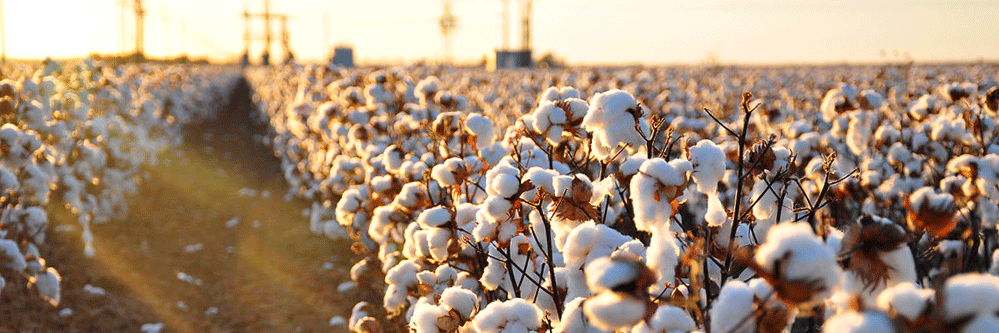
[0,59,237,308]
[247,63,999,332]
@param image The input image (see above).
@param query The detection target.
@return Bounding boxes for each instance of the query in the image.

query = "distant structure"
[439,0,458,65]
[118,0,146,57]
[331,46,355,68]
[489,0,532,70]
[242,0,295,66]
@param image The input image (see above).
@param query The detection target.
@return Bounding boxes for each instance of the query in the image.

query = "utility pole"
[439,0,457,65]
[521,0,531,52]
[134,0,144,56]
[262,0,271,65]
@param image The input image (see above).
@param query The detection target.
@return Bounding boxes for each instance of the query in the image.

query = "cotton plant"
[245,64,999,333]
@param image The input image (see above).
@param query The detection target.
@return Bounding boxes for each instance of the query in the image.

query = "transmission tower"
[242,0,294,66]
[134,0,145,56]
[521,0,531,51]
[439,0,457,65]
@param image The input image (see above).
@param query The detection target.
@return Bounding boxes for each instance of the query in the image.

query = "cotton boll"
[585,252,653,295]
[417,206,452,228]
[630,158,691,232]
[710,280,758,333]
[753,222,840,306]
[647,223,681,295]
[875,282,933,323]
[471,298,543,333]
[0,239,27,271]
[410,303,450,333]
[688,139,726,194]
[942,273,999,321]
[632,305,696,333]
[557,297,612,333]
[583,292,648,331]
[822,311,896,333]
[465,113,495,148]
[439,286,478,320]
[582,90,649,159]
[31,267,61,306]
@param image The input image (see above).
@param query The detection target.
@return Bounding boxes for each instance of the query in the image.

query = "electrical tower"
[521,0,531,52]
[242,0,294,66]
[439,0,457,65]
[118,0,145,57]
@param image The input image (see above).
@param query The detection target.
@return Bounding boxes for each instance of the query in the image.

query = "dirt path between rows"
[2,77,361,332]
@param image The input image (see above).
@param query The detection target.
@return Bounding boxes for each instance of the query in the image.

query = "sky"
[2,0,998,65]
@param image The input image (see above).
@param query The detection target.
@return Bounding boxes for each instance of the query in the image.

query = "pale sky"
[3,0,997,65]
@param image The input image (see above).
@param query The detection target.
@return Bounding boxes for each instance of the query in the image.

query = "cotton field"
[244,63,999,333]
[2,58,999,332]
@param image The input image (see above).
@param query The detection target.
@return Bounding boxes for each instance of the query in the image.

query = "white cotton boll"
[705,195,727,227]
[963,316,999,333]
[585,253,645,294]
[710,280,757,333]
[427,228,452,262]
[417,206,453,228]
[942,273,999,321]
[411,303,449,333]
[563,222,633,270]
[647,223,681,295]
[847,112,873,157]
[750,179,780,220]
[875,282,933,322]
[524,167,558,196]
[583,292,647,331]
[32,267,61,306]
[557,297,611,333]
[630,158,690,232]
[0,239,27,271]
[822,311,895,333]
[754,222,840,306]
[582,90,647,158]
[472,298,543,333]
[633,305,696,333]
[465,113,496,147]
[688,139,726,194]
[490,172,521,198]
[440,286,478,319]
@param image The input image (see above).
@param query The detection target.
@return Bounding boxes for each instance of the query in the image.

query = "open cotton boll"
[585,252,652,294]
[430,157,467,187]
[557,297,611,333]
[942,273,999,321]
[710,280,759,333]
[410,303,450,333]
[632,305,696,333]
[471,298,543,333]
[417,206,452,228]
[847,111,873,157]
[647,223,681,295]
[630,158,691,232]
[582,90,649,159]
[688,139,726,194]
[31,267,61,306]
[754,222,840,306]
[875,282,933,322]
[0,239,27,271]
[822,311,896,333]
[532,102,568,144]
[440,286,478,320]
[464,113,495,148]
[583,292,648,331]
